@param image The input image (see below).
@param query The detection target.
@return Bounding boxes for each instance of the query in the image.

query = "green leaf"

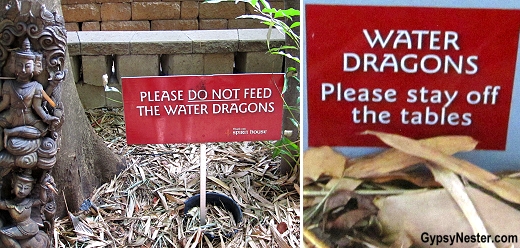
[281,8,300,16]
[284,105,298,111]
[286,67,297,73]
[290,118,299,129]
[296,85,300,104]
[262,8,300,20]
[289,22,300,29]
[262,8,277,14]
[269,46,298,52]
[282,136,299,151]
[261,21,275,27]
[259,0,271,9]
[282,76,289,94]
[273,11,285,19]
[286,66,298,78]
[279,149,293,156]
[272,147,282,157]
[272,138,284,157]
[270,50,300,63]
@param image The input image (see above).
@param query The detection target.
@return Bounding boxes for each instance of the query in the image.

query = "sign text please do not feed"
[122,73,285,144]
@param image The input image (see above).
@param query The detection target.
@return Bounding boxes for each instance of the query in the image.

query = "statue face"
[15,57,35,82]
[13,180,33,199]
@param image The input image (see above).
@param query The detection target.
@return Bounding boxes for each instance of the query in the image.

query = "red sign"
[122,74,284,144]
[306,5,520,150]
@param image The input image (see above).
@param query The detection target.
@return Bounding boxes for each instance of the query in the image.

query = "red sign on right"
[306,5,520,150]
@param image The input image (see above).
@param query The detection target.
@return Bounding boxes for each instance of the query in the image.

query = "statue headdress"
[15,38,36,60]
[13,169,35,184]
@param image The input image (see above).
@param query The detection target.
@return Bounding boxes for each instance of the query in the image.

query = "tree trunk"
[0,0,125,217]
[53,56,125,217]
[279,0,300,175]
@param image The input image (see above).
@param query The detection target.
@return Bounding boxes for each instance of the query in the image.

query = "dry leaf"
[375,187,520,248]
[364,130,520,205]
[304,228,331,248]
[208,176,231,191]
[427,164,493,248]
[502,177,520,189]
[277,222,288,234]
[325,209,374,231]
[323,190,378,232]
[60,108,300,248]
[84,240,111,248]
[269,221,291,248]
[324,190,354,212]
[325,177,363,191]
[344,135,477,179]
[303,146,348,184]
[370,165,439,187]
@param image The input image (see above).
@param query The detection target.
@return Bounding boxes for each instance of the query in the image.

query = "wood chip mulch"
[54,108,300,248]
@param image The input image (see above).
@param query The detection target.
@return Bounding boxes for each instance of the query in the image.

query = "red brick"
[82,22,101,31]
[101,3,131,21]
[65,22,80,31]
[246,1,284,14]
[228,19,265,29]
[199,19,227,30]
[61,0,96,5]
[101,21,150,31]
[274,1,286,8]
[181,1,199,20]
[132,2,180,21]
[199,2,245,19]
[95,0,131,3]
[245,2,255,14]
[66,0,131,3]
[62,4,101,22]
[151,20,198,31]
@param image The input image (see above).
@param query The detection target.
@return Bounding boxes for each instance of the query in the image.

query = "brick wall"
[62,0,285,31]
[67,29,285,109]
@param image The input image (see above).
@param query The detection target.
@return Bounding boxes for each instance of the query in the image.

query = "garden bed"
[54,108,300,247]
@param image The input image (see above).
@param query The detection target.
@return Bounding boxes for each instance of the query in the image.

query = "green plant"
[205,0,300,62]
[272,67,300,163]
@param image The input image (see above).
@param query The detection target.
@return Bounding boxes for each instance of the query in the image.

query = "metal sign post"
[199,143,207,226]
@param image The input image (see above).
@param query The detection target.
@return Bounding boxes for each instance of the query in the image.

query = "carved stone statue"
[0,0,67,247]
[0,38,60,149]
[0,169,54,247]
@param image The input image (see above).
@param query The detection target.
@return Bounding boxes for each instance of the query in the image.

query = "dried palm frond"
[56,108,300,248]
